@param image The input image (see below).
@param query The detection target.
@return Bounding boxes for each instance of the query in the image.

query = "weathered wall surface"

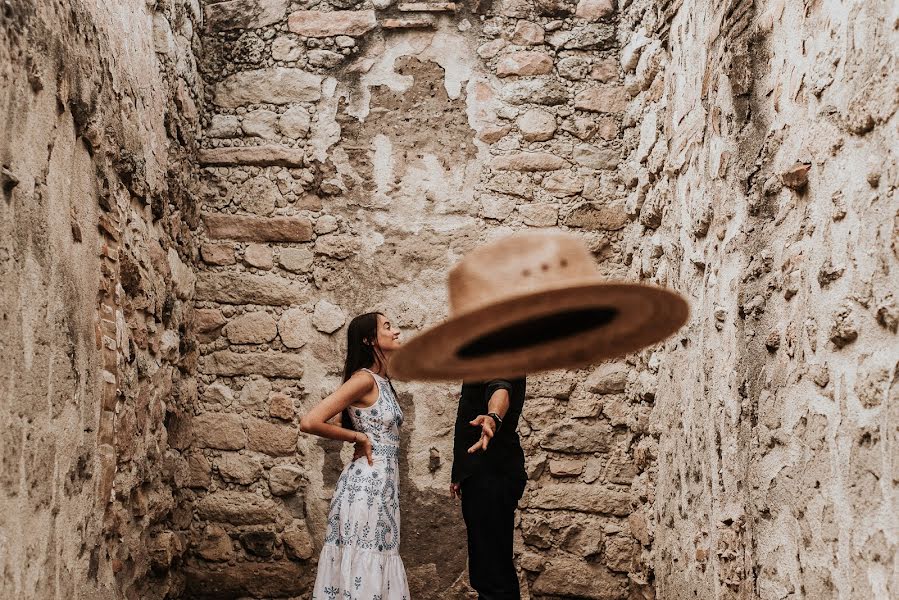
[188,0,650,598]
[0,0,200,597]
[615,0,899,598]
[3,0,896,599]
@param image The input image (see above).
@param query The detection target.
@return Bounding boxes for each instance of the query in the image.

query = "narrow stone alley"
[1,0,896,599]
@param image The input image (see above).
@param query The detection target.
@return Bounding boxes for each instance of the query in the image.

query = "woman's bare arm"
[300,373,376,465]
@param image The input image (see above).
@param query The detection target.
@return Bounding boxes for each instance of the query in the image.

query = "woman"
[300,312,411,600]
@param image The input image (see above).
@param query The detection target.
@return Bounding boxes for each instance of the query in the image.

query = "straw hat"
[390,231,689,381]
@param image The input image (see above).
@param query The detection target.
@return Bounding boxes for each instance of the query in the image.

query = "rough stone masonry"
[1,0,896,599]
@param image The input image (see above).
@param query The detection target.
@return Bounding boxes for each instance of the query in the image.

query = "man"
[450,378,527,599]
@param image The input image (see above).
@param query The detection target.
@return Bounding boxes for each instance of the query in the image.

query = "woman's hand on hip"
[353,433,374,466]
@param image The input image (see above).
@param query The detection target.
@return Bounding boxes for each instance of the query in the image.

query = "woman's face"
[373,314,401,352]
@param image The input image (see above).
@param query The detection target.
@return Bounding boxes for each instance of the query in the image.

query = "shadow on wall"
[396,389,473,599]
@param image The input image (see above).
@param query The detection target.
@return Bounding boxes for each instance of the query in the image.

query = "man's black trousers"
[460,472,527,600]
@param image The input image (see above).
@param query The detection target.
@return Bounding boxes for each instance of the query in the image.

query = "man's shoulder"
[485,378,525,396]
[460,381,486,397]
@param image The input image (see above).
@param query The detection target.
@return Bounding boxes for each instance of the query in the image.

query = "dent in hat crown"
[447,231,600,318]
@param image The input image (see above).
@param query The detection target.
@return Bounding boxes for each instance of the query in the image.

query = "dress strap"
[358,369,397,399]
[357,369,384,391]
[358,368,384,381]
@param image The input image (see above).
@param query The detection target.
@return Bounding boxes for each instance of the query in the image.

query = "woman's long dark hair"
[341,312,385,431]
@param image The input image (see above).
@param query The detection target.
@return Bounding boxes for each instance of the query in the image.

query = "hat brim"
[390,281,689,382]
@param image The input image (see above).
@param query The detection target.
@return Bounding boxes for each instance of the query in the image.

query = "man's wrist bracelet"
[488,412,503,430]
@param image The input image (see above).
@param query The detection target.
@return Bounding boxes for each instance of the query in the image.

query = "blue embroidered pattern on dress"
[313,370,409,598]
[372,443,399,457]
[321,370,404,553]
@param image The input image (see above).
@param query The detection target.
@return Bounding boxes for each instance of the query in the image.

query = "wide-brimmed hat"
[390,231,689,381]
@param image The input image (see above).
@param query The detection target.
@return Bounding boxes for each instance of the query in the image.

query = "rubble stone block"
[194,413,247,450]
[196,272,309,306]
[528,370,578,399]
[543,171,583,196]
[216,453,263,485]
[587,362,628,393]
[590,57,618,82]
[287,10,377,37]
[236,176,281,216]
[314,233,360,260]
[278,247,314,273]
[225,311,278,344]
[541,420,613,453]
[205,0,290,32]
[558,56,591,80]
[532,556,628,598]
[478,124,512,143]
[200,242,236,266]
[517,108,557,142]
[243,243,274,270]
[549,458,585,477]
[491,152,568,172]
[398,2,457,11]
[242,109,279,139]
[202,213,314,243]
[269,392,295,420]
[604,534,639,572]
[271,36,302,61]
[563,202,629,231]
[282,521,315,560]
[279,106,311,138]
[207,114,242,138]
[496,51,554,77]
[519,203,559,227]
[197,525,233,562]
[196,491,278,525]
[201,351,305,378]
[196,309,227,335]
[480,196,518,221]
[312,300,346,334]
[381,17,435,29]
[308,49,344,68]
[477,39,507,59]
[269,464,305,495]
[213,68,322,107]
[240,377,273,409]
[181,452,212,489]
[573,143,621,169]
[278,308,310,349]
[202,382,235,405]
[199,146,308,167]
[531,483,632,515]
[511,21,544,45]
[501,79,568,105]
[183,560,305,597]
[246,418,299,456]
[574,85,629,113]
[575,0,615,21]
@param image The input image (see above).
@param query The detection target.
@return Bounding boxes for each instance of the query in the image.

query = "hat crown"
[448,232,598,316]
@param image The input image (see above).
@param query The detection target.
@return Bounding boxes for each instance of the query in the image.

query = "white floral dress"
[312,369,410,600]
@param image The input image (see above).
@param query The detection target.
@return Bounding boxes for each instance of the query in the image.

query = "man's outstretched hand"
[468,414,496,454]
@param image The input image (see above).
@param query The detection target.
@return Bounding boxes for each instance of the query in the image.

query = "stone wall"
[188,0,651,598]
[0,0,201,597]
[3,0,896,599]
[616,0,898,598]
